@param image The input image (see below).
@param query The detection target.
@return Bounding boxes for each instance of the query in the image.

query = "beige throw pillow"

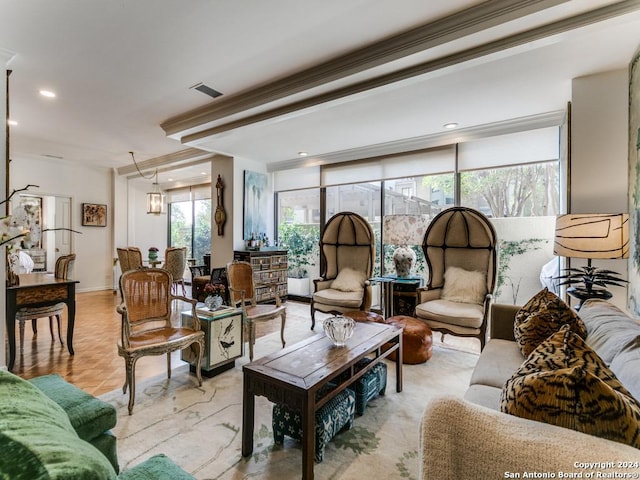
[331,268,366,292]
[441,266,486,305]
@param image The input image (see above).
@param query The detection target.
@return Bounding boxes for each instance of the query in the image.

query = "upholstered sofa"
[0,370,195,479]
[420,298,640,480]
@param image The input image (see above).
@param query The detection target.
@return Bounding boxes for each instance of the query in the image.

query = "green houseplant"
[555,260,628,304]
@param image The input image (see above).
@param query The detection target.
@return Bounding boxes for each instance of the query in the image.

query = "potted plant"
[555,260,628,308]
[148,247,159,261]
[279,223,319,297]
[203,282,226,310]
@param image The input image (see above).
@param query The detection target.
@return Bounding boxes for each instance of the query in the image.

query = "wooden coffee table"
[242,321,403,480]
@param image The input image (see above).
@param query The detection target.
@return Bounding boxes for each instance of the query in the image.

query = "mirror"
[17,193,73,272]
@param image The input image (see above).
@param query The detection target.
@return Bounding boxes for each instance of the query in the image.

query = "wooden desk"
[242,321,402,479]
[6,273,78,371]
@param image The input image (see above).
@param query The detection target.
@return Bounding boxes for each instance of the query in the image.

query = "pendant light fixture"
[129,152,165,215]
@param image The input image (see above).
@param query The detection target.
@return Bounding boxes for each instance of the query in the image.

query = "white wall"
[571,68,629,310]
[11,156,112,292]
[125,177,168,260]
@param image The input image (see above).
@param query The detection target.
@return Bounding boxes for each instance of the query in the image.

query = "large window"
[326,182,382,275]
[167,185,212,267]
[277,188,321,297]
[460,161,559,304]
[383,173,454,277]
[274,127,562,304]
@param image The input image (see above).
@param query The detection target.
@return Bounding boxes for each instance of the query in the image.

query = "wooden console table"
[242,321,402,479]
[6,273,78,371]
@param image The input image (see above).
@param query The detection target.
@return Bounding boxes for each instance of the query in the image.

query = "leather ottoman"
[386,315,433,364]
[344,311,433,364]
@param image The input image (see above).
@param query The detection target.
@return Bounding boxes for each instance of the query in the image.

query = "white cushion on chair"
[313,288,364,308]
[441,266,486,305]
[330,268,366,292]
[415,299,484,329]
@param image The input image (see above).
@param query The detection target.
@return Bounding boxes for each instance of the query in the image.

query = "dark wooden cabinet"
[233,250,288,303]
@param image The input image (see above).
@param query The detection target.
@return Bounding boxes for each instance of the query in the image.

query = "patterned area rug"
[101,319,479,479]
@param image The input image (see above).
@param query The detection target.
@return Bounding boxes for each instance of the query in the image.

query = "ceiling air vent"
[190,82,223,99]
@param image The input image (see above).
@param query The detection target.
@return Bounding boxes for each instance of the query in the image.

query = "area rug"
[101,320,479,479]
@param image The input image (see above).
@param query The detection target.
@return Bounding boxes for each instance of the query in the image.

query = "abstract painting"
[243,170,268,240]
[628,47,640,315]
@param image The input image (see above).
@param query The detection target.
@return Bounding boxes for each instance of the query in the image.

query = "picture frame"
[243,170,268,240]
[82,203,107,227]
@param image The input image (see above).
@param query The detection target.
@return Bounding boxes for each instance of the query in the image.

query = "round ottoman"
[386,315,433,364]
[343,311,433,364]
[343,310,385,324]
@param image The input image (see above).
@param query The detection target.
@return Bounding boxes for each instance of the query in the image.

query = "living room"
[1,2,640,479]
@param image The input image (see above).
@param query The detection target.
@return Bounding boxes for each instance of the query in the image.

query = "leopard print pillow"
[501,326,640,448]
[514,288,587,357]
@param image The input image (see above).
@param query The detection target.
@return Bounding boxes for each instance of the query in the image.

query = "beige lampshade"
[553,213,629,259]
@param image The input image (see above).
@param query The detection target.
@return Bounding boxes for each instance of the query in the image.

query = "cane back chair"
[117,268,204,414]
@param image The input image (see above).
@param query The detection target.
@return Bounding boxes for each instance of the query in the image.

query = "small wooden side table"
[181,306,244,377]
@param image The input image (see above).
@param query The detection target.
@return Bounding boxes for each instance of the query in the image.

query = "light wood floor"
[11,289,480,398]
[11,287,304,397]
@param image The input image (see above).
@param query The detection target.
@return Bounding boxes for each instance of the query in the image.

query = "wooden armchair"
[226,260,286,361]
[117,268,204,414]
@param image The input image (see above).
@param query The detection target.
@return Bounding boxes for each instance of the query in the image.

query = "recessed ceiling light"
[298,151,308,157]
[167,178,174,182]
[443,122,458,129]
[201,172,207,175]
[39,89,56,98]
[7,119,17,126]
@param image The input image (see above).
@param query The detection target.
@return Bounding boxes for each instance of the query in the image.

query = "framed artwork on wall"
[243,170,268,240]
[82,203,107,227]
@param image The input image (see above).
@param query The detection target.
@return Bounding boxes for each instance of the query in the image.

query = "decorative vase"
[204,295,223,310]
[148,250,158,261]
[323,315,355,347]
[393,245,416,277]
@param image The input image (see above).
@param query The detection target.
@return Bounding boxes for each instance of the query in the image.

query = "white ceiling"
[2,0,640,186]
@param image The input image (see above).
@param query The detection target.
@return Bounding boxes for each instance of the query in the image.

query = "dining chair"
[163,247,187,296]
[226,260,287,361]
[117,268,205,414]
[15,254,76,352]
[117,247,131,274]
[127,247,143,270]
